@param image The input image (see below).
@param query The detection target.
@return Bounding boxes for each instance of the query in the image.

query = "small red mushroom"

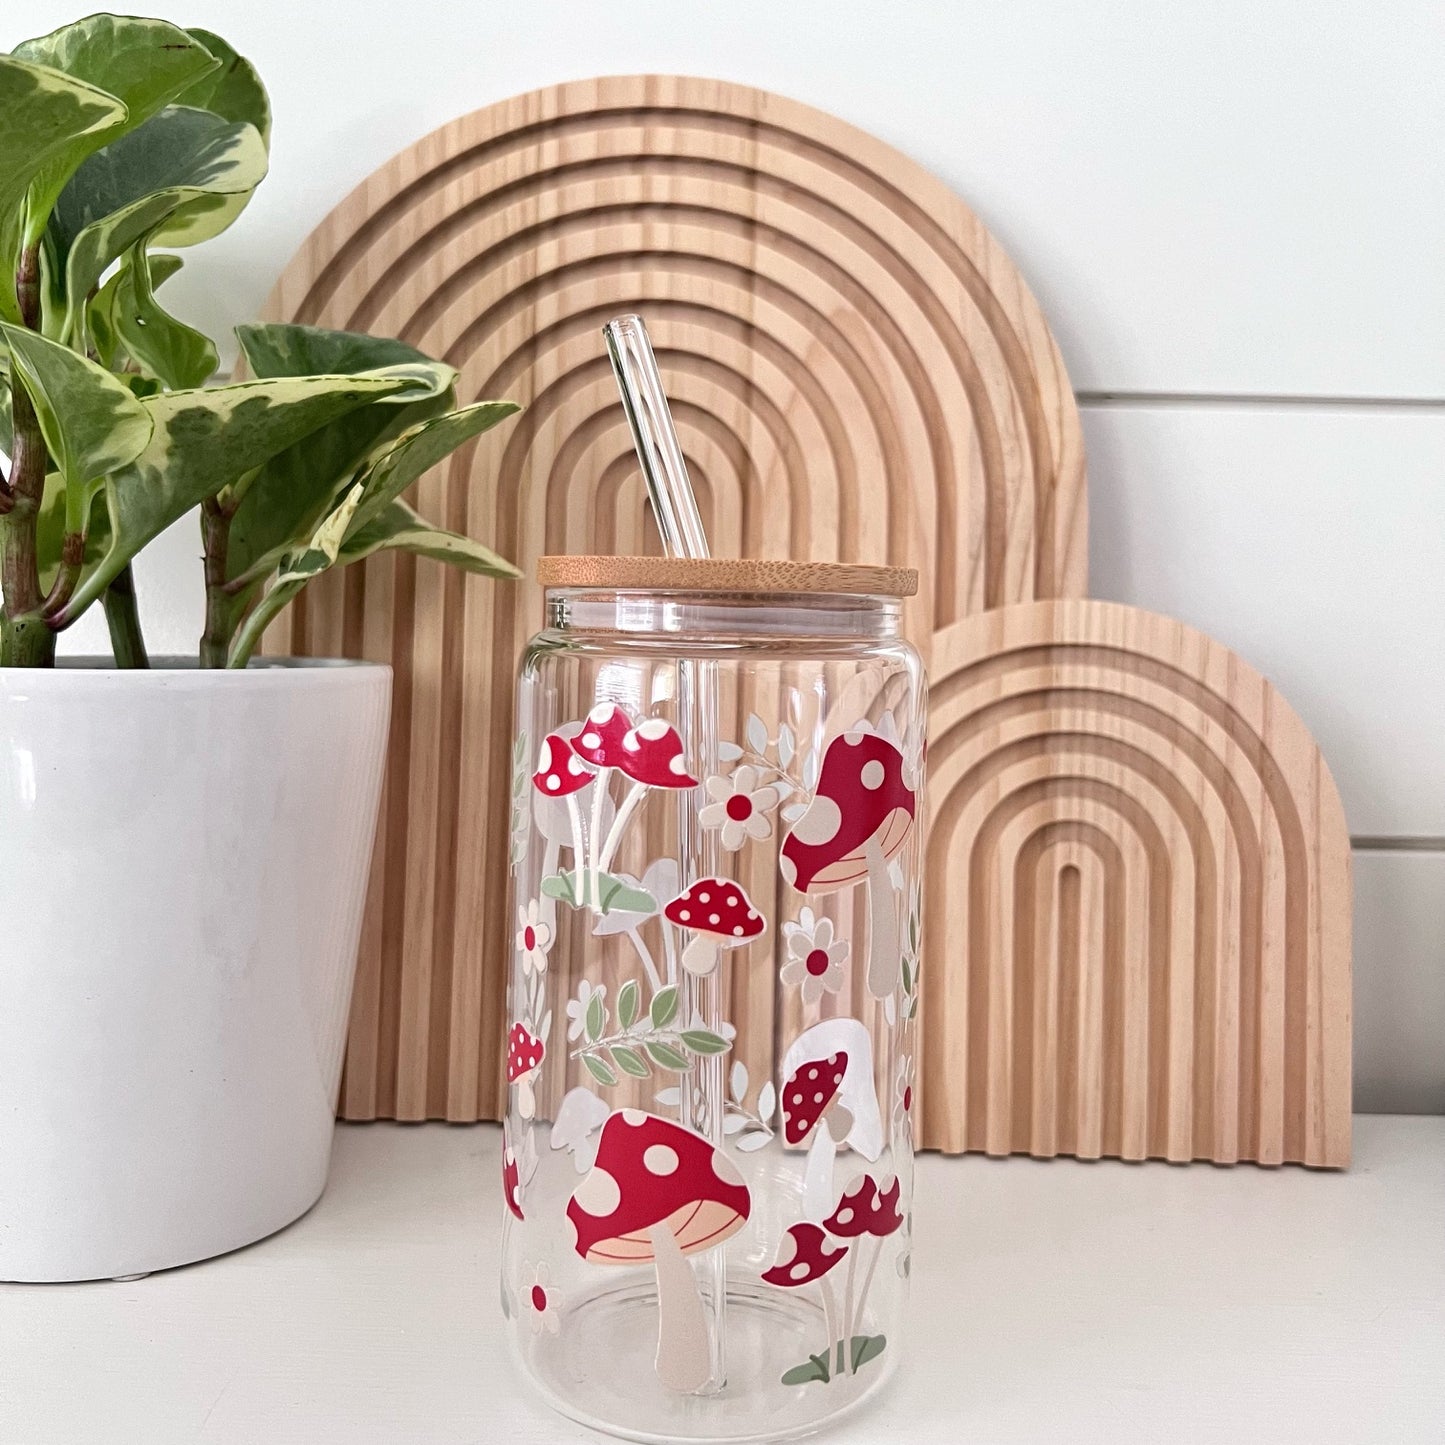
[571,701,635,769]
[761,1222,848,1288]
[663,877,766,976]
[532,732,593,880]
[507,1022,544,1119]
[591,716,699,883]
[568,1109,751,1393]
[823,1171,904,1240]
[782,1018,883,1220]
[780,730,915,999]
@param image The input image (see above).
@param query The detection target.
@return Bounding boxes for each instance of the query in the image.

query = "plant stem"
[102,564,149,668]
[847,1235,886,1348]
[199,497,232,668]
[0,243,55,668]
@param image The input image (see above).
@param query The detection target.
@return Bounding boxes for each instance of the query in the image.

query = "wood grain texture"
[921,599,1352,1166]
[258,75,1087,1122]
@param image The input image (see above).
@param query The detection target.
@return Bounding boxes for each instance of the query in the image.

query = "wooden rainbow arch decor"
[920,600,1352,1167]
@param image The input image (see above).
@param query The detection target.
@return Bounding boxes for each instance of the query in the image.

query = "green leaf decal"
[582,1054,617,1089]
[645,1041,691,1073]
[610,1045,650,1079]
[680,1029,731,1057]
[585,992,606,1043]
[0,322,151,486]
[540,872,579,907]
[616,980,640,1031]
[781,1356,831,1387]
[649,986,680,1030]
[849,1335,887,1372]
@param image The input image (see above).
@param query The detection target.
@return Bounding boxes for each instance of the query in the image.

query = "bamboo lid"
[537,555,919,597]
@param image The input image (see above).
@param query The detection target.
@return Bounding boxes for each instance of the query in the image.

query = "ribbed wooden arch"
[259,75,1088,1124]
[921,600,1352,1167]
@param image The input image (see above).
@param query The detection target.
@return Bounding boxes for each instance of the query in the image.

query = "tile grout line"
[1077,391,1445,412]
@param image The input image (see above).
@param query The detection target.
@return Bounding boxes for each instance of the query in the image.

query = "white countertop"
[2,1116,1441,1444]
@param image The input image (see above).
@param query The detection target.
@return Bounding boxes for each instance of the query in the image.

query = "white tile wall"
[10,0,1442,1108]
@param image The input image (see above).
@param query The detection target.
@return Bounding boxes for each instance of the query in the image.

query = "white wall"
[11,0,1442,1109]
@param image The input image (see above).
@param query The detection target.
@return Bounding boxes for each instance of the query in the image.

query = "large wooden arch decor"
[260,76,1088,1122]
[921,601,1352,1167]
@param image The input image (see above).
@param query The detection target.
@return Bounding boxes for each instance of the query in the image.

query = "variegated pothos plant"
[0,14,519,668]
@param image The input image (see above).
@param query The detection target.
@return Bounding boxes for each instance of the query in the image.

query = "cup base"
[515,1271,896,1442]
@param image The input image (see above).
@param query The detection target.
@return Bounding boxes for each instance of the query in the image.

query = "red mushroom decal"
[782,1017,884,1220]
[594,715,699,880]
[507,1022,544,1119]
[823,1171,904,1241]
[663,877,766,977]
[532,732,593,881]
[502,1118,525,1220]
[568,1109,751,1393]
[780,730,915,999]
[761,1222,849,1376]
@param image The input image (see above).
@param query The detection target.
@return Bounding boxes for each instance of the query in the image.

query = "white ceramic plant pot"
[0,659,390,1282]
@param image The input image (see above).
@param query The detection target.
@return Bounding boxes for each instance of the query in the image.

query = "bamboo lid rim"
[537,556,919,597]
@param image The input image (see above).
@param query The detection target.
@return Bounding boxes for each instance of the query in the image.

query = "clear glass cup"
[501,558,925,1443]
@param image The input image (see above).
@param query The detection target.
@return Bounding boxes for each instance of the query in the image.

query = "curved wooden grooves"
[921,601,1352,1167]
[259,76,1086,1122]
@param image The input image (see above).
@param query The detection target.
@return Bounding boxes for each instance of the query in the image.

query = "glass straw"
[603,315,726,1395]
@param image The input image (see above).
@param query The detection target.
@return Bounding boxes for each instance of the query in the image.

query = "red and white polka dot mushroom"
[567,1108,751,1393]
[507,1021,545,1119]
[531,731,594,886]
[663,877,767,977]
[781,1017,884,1220]
[780,729,916,999]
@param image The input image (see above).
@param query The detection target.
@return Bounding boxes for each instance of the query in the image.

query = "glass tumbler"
[501,556,925,1443]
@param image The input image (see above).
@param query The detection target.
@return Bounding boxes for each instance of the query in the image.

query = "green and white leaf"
[173,29,271,144]
[225,324,457,591]
[14,15,220,246]
[338,498,519,578]
[89,250,182,369]
[0,54,124,321]
[62,372,424,622]
[645,1041,692,1073]
[107,241,216,389]
[0,321,151,487]
[585,990,607,1043]
[49,106,267,345]
[350,400,519,529]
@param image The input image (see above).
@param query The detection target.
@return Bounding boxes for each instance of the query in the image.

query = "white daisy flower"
[893,1053,916,1146]
[698,765,779,850]
[565,979,605,1042]
[779,907,849,1002]
[519,1261,561,1335]
[515,899,552,976]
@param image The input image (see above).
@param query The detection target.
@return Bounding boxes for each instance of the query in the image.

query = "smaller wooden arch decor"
[920,600,1352,1167]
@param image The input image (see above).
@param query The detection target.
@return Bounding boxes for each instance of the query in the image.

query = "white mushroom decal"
[781,1017,883,1221]
[780,729,915,998]
[663,877,767,977]
[550,1085,612,1173]
[567,1109,751,1393]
